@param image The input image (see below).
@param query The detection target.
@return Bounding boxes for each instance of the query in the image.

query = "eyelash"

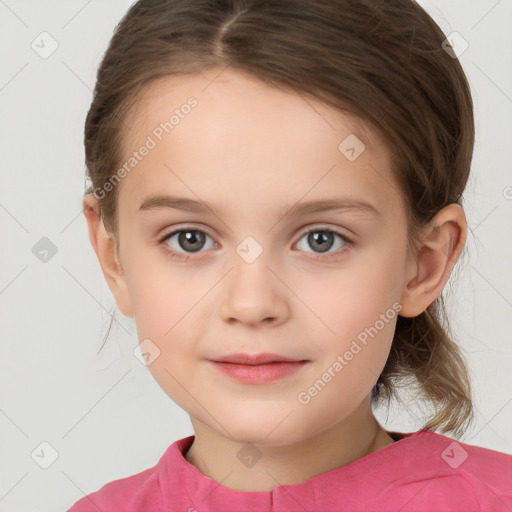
[157,226,353,262]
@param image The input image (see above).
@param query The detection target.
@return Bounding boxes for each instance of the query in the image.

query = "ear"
[82,193,134,318]
[399,204,467,318]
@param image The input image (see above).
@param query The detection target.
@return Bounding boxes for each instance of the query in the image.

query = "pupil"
[180,231,204,252]
[310,231,333,253]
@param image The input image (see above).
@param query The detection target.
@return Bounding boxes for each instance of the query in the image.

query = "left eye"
[296,229,350,255]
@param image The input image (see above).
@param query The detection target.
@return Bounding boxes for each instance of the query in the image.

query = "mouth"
[207,353,310,384]
[209,352,307,365]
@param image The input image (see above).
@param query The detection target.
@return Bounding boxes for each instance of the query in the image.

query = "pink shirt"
[67,429,512,511]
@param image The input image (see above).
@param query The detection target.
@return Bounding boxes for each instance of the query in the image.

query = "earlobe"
[82,194,134,318]
[399,204,467,318]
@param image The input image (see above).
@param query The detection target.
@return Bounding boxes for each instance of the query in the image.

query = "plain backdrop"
[0,0,511,510]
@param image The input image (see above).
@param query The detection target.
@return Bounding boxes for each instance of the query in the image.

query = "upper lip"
[209,353,307,365]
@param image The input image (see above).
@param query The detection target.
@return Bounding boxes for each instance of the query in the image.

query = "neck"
[184,400,395,492]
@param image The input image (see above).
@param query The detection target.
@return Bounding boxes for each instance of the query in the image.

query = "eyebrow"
[138,194,380,219]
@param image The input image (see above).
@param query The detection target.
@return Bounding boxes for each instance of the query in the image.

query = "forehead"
[123,68,380,152]
[117,69,402,219]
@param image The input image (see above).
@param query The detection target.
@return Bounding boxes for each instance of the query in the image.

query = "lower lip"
[209,361,308,384]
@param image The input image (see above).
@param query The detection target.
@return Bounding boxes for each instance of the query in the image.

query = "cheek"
[293,251,401,377]
[303,264,400,337]
[126,257,206,407]
[125,248,204,335]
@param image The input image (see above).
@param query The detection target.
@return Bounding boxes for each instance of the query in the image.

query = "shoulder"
[378,430,512,510]
[66,464,162,512]
[409,429,512,478]
[65,439,186,512]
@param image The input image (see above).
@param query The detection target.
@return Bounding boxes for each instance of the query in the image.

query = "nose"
[219,251,290,327]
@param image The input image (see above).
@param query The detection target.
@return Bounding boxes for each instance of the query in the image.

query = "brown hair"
[84,0,475,437]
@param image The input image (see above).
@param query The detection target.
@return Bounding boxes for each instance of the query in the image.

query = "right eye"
[158,228,217,260]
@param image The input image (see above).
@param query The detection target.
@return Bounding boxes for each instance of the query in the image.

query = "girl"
[69,0,512,509]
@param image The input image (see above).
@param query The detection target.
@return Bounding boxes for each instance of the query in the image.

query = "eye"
[295,228,352,259]
[157,226,353,261]
[158,228,216,260]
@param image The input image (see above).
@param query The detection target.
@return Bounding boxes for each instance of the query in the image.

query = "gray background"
[0,0,511,510]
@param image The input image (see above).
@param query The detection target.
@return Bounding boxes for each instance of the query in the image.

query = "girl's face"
[110,69,415,445]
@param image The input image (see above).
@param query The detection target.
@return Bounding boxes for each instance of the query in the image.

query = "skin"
[83,68,467,492]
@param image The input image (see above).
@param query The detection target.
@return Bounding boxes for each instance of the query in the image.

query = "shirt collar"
[159,431,419,511]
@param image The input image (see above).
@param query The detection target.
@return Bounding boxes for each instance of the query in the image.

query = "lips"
[207,353,310,384]
[209,352,307,365]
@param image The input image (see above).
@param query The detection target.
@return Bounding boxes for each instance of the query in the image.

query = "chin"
[215,416,311,448]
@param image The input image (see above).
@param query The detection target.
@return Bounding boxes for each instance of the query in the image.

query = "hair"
[84,0,475,438]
